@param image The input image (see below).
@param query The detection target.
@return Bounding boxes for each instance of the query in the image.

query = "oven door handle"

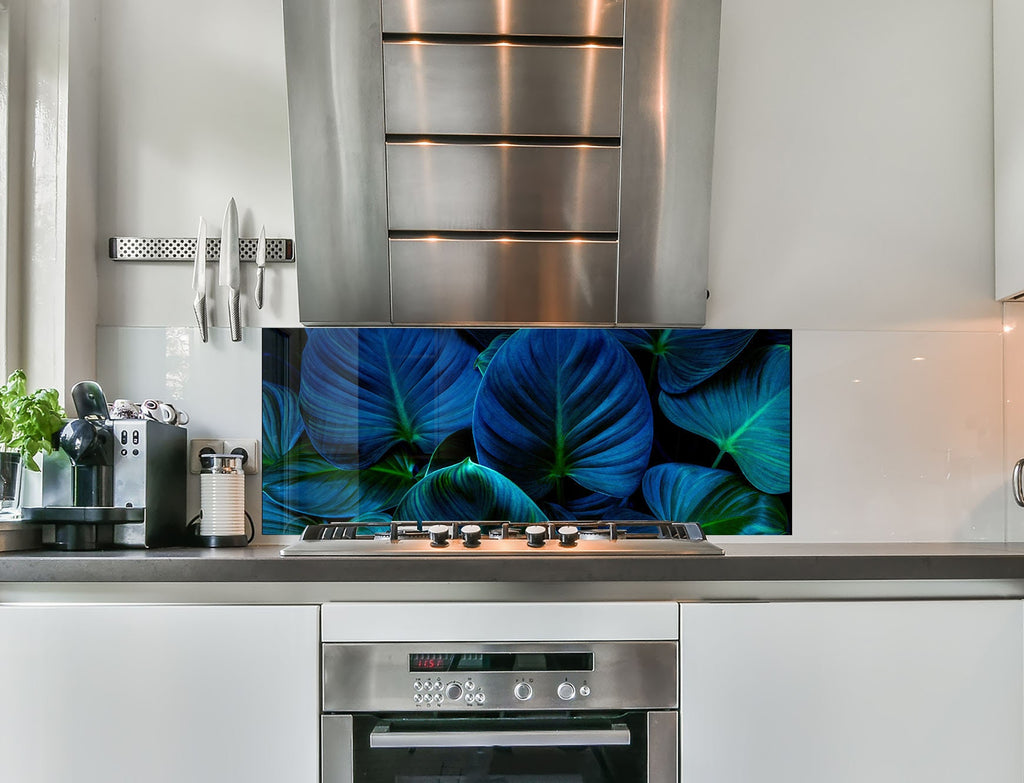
[368,722,632,749]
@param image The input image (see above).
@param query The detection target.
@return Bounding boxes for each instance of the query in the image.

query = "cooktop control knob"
[557,682,576,701]
[557,525,579,546]
[445,682,464,702]
[525,524,547,548]
[513,682,533,701]
[427,524,450,547]
[461,524,482,548]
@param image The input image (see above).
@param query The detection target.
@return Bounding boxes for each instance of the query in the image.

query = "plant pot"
[0,451,23,517]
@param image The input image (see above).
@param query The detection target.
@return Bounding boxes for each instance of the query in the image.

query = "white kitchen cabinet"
[996,0,1024,299]
[0,604,319,783]
[679,600,1023,783]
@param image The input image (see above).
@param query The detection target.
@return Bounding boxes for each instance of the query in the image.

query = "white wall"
[91,0,1005,542]
[96,0,297,328]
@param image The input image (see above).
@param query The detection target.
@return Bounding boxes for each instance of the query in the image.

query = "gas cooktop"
[280,521,723,557]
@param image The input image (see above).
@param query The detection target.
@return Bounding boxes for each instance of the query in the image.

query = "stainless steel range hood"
[283,0,722,326]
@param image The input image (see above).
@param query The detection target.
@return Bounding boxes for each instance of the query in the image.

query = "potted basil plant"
[0,370,65,515]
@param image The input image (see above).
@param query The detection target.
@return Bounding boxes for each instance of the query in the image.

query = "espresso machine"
[22,381,187,550]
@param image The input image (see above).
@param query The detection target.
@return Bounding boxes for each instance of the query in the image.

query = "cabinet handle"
[1013,459,1024,507]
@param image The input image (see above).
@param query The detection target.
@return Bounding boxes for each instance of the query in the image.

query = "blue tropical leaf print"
[474,332,512,375]
[607,329,653,350]
[261,491,313,535]
[396,458,547,524]
[299,329,480,469]
[612,329,756,394]
[424,428,477,474]
[654,329,756,394]
[659,344,791,494]
[562,488,629,518]
[264,441,417,519]
[262,382,305,466]
[643,463,788,534]
[473,329,653,501]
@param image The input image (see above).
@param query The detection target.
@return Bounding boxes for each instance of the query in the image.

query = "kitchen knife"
[219,197,241,342]
[192,216,209,342]
[254,224,266,310]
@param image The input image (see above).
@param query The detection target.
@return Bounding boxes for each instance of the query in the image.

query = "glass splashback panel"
[262,328,792,535]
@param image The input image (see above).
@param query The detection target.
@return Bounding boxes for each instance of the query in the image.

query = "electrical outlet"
[189,439,224,474]
[223,438,260,475]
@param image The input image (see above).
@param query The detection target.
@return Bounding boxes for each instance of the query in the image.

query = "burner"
[280,520,723,557]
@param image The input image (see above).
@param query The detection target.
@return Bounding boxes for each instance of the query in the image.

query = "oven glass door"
[324,712,675,783]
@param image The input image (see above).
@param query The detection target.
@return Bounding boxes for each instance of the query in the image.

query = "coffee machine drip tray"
[21,507,145,523]
[20,507,146,551]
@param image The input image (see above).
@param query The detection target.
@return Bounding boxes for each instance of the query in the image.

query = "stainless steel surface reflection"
[322,641,678,712]
[284,0,722,326]
[381,0,626,37]
[617,0,721,325]
[390,238,618,324]
[384,42,623,137]
[283,0,391,324]
[386,142,621,232]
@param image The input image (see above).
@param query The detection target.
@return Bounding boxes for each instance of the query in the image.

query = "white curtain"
[0,1,12,380]
[0,0,100,400]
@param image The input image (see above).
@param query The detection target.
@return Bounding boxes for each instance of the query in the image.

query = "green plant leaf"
[659,345,791,494]
[0,371,65,470]
[643,463,789,534]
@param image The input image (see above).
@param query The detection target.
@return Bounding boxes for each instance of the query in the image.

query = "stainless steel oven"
[321,641,678,782]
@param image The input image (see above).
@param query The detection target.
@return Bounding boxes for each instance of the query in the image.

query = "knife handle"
[193,294,209,343]
[228,289,241,342]
[255,267,265,310]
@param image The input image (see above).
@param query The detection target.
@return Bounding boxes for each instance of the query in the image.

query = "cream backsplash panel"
[95,326,279,543]
[783,330,1004,542]
[1003,302,1024,540]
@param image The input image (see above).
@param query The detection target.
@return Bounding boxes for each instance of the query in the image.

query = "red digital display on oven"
[410,654,454,672]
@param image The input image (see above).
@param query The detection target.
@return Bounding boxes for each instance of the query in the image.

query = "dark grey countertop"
[3,542,1024,583]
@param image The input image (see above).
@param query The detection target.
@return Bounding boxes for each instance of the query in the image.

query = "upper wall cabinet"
[996,0,1024,300]
[283,0,721,326]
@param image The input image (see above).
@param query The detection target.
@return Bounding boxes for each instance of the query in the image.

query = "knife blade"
[254,224,266,310]
[192,217,209,342]
[219,197,241,342]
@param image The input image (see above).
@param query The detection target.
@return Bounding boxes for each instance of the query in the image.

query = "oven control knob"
[461,524,482,548]
[579,685,591,697]
[427,524,450,547]
[557,525,579,546]
[525,525,547,547]
[514,682,533,701]
[445,682,464,701]
[557,682,576,701]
